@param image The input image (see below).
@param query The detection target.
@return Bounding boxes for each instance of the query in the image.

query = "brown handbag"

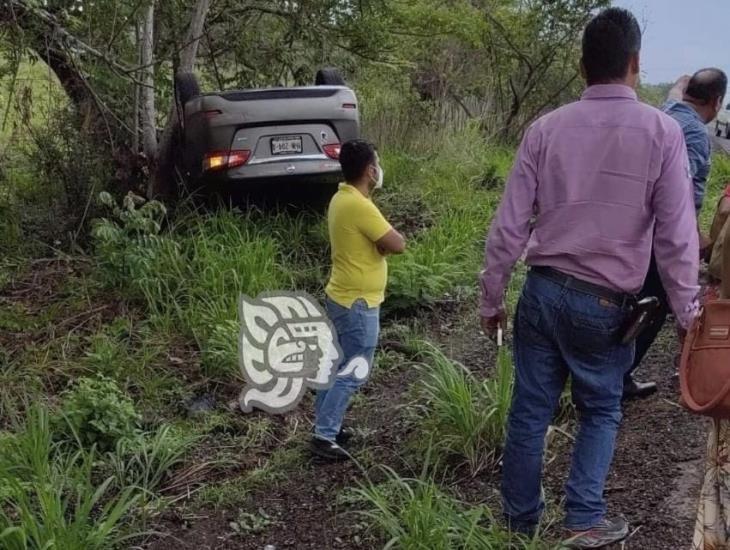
[679,299,730,418]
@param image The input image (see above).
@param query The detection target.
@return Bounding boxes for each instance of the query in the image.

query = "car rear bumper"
[228,158,342,180]
[196,161,343,189]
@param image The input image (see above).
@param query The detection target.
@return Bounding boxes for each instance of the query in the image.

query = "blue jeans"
[501,271,634,532]
[314,297,380,441]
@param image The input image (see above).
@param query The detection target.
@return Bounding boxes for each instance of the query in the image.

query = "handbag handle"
[679,308,730,413]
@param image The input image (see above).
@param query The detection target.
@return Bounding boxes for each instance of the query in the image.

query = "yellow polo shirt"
[325,183,392,308]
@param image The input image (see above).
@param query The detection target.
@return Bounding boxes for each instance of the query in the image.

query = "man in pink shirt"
[479,8,699,548]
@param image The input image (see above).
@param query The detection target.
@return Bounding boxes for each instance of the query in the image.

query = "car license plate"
[271,136,302,155]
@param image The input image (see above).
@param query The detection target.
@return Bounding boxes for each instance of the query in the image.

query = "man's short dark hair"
[582,8,642,85]
[339,139,377,182]
[686,68,728,106]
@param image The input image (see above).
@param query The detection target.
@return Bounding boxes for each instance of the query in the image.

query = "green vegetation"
[229,509,274,536]
[382,129,513,313]
[416,343,513,475]
[0,407,142,549]
[2,1,724,546]
[106,424,197,496]
[196,445,302,509]
[92,194,292,377]
[0,123,524,546]
[57,375,142,451]
[354,467,554,549]
[700,153,730,231]
[4,125,723,548]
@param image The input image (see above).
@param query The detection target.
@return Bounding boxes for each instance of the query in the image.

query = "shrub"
[58,375,141,451]
[386,210,483,314]
[3,108,113,252]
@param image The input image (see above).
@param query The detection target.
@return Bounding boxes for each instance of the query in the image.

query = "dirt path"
[141,303,705,550]
[544,328,705,549]
[607,331,705,549]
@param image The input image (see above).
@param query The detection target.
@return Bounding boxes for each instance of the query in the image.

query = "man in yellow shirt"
[311,139,405,461]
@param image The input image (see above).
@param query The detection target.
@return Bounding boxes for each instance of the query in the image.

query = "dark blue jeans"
[501,271,634,532]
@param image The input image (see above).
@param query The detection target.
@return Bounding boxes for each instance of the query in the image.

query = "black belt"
[531,266,635,308]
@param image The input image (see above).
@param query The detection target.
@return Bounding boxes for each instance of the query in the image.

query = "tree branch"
[483,9,533,71]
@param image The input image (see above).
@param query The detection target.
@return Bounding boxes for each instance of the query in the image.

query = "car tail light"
[203,109,222,119]
[342,103,357,109]
[203,151,228,171]
[203,150,251,172]
[323,144,341,159]
[227,150,251,169]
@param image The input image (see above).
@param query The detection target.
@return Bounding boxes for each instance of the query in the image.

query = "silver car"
[175,69,360,196]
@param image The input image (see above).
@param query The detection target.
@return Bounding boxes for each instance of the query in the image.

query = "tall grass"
[0,403,198,548]
[93,200,302,377]
[107,424,198,496]
[382,127,514,312]
[354,466,550,550]
[416,343,513,475]
[0,406,142,549]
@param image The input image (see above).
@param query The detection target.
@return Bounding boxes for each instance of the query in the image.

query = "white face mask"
[374,166,384,189]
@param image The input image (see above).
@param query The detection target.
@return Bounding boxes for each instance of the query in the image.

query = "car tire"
[175,72,201,109]
[718,122,723,137]
[315,68,345,86]
[726,124,730,140]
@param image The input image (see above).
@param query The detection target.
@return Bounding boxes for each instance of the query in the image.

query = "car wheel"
[718,122,723,137]
[726,124,730,140]
[175,72,201,109]
[315,68,345,86]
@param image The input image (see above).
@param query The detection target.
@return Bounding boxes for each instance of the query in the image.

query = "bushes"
[106,425,197,495]
[387,210,484,313]
[58,375,142,451]
[89,129,516,370]
[1,107,113,253]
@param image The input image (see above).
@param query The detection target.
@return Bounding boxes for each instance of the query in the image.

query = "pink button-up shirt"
[480,84,700,329]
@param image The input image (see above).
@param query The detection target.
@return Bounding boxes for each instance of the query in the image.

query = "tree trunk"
[140,1,157,160]
[132,21,141,154]
[4,1,113,144]
[147,0,211,200]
